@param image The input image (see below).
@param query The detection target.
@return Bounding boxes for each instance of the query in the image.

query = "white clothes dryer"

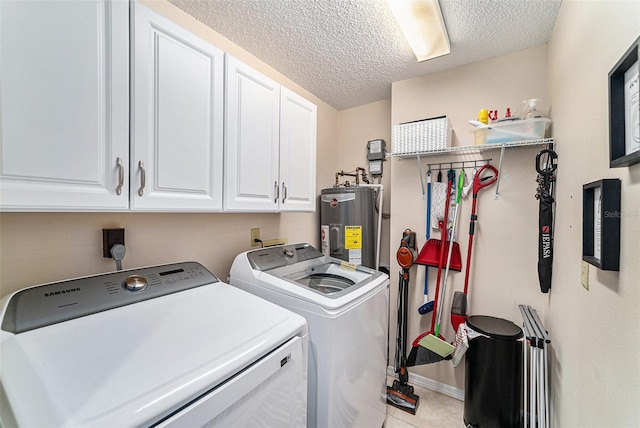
[0,262,308,427]
[230,243,389,428]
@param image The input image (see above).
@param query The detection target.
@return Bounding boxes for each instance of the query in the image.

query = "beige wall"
[547,1,639,426]
[336,100,392,268]
[390,44,551,390]
[387,1,640,426]
[2,1,639,425]
[0,0,340,297]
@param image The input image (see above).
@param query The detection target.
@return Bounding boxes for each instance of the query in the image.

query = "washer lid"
[467,315,523,340]
[0,280,307,427]
[294,272,356,294]
[259,258,388,310]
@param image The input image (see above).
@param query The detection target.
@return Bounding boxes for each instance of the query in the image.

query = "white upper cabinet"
[224,55,281,212]
[1,1,314,213]
[131,2,224,211]
[0,0,130,211]
[279,87,317,212]
[224,56,317,212]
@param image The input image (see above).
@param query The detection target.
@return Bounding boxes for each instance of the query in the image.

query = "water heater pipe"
[334,168,370,187]
[359,184,384,271]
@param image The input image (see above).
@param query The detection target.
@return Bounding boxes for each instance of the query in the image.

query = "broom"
[406,170,455,366]
[419,169,464,358]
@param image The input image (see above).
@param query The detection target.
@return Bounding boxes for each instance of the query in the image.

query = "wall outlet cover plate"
[581,261,589,290]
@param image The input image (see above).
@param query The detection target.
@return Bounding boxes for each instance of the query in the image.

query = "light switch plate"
[581,261,589,290]
[251,228,261,247]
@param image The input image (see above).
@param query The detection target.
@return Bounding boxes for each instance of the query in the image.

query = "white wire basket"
[391,116,451,155]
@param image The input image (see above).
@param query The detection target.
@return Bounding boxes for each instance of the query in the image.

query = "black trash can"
[464,315,523,428]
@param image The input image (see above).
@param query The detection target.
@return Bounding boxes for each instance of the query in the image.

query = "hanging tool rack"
[415,157,493,198]
[391,137,555,199]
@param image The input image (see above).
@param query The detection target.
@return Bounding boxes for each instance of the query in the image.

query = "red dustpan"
[415,221,462,271]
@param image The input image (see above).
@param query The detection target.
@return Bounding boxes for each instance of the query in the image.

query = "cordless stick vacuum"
[386,229,419,415]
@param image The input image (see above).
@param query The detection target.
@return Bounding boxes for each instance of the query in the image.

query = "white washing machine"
[0,262,308,427]
[230,243,389,428]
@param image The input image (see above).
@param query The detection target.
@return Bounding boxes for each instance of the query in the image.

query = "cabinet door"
[131,2,224,211]
[224,55,280,212]
[0,0,129,211]
[279,88,317,212]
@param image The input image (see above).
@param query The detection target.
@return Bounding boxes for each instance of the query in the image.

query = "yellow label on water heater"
[344,226,362,250]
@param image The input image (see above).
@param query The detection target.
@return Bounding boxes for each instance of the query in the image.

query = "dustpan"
[415,221,462,271]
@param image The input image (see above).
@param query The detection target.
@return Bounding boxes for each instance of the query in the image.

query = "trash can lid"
[467,315,523,340]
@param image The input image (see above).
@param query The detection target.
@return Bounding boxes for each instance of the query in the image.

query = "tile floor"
[384,379,465,428]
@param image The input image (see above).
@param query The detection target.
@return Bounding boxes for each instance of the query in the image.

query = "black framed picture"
[582,179,621,271]
[609,36,640,168]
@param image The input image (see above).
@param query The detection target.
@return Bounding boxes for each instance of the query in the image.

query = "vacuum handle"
[397,229,417,269]
[402,229,417,250]
[473,164,498,194]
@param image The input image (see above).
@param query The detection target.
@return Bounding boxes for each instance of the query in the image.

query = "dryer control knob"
[284,248,295,258]
[123,275,148,292]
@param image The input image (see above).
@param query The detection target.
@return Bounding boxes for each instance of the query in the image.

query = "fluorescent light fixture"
[387,0,450,62]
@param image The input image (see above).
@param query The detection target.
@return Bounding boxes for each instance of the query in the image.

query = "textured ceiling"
[168,0,562,111]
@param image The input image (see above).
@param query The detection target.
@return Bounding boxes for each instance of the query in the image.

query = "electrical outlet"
[103,228,125,258]
[251,228,261,247]
[581,261,589,290]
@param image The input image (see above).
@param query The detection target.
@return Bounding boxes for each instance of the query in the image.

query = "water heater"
[320,186,377,268]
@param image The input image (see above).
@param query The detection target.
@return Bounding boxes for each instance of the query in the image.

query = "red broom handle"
[463,196,478,294]
[463,164,498,294]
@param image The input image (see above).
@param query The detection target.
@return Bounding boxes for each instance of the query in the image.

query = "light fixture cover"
[388,0,450,62]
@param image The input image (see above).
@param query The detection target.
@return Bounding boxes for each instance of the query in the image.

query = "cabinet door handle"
[274,181,279,203]
[115,157,124,196]
[138,161,146,197]
[281,182,287,203]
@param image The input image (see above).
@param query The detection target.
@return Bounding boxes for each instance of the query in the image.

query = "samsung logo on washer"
[44,288,81,297]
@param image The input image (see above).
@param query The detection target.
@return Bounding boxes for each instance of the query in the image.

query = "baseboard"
[387,366,464,401]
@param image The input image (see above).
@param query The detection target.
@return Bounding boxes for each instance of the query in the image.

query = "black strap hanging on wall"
[535,149,558,293]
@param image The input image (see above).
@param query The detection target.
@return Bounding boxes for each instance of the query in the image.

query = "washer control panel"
[1,262,218,334]
[247,243,324,271]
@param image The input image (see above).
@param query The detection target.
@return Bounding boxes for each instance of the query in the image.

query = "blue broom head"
[418,300,435,315]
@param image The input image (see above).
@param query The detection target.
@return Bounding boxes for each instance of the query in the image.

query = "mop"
[406,170,455,366]
[415,170,462,273]
[419,169,464,358]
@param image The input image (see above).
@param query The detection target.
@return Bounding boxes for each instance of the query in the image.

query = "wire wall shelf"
[393,138,555,200]
[389,138,554,159]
